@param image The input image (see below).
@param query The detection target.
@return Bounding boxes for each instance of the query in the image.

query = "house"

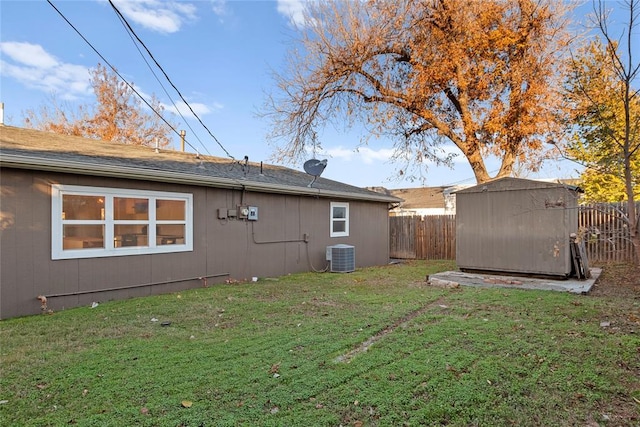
[0,125,400,319]
[455,177,583,278]
[384,179,579,217]
[384,185,471,216]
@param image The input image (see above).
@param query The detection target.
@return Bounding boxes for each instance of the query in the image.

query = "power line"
[440,169,500,187]
[46,0,185,147]
[108,3,211,156]
[107,0,236,160]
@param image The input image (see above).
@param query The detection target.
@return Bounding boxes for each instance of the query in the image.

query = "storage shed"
[455,177,583,278]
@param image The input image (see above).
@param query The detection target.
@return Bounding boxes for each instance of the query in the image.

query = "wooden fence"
[389,202,638,263]
[579,202,639,263]
[390,215,456,260]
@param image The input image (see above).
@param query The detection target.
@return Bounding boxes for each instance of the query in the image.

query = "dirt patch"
[586,263,640,427]
[334,297,447,363]
[587,263,639,335]
[588,263,640,299]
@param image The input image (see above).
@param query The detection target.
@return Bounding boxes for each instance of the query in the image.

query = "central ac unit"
[326,244,355,273]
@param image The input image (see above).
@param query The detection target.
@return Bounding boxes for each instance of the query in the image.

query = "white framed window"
[51,184,193,260]
[330,202,349,237]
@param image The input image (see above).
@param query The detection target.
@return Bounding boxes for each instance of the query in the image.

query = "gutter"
[0,153,401,204]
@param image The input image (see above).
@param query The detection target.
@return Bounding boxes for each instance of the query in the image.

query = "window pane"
[114,198,149,220]
[156,199,185,220]
[63,195,104,220]
[332,207,346,219]
[63,225,104,249]
[157,224,185,245]
[114,225,149,247]
[332,221,346,233]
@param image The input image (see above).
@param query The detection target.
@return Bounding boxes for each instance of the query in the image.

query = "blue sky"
[1,0,631,189]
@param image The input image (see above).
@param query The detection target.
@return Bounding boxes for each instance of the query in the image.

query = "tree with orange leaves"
[264,0,573,184]
[24,63,175,148]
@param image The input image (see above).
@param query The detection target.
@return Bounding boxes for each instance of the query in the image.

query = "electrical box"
[238,206,249,219]
[248,206,258,221]
[227,208,237,218]
[217,208,227,219]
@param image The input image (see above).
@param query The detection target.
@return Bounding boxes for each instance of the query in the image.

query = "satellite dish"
[303,159,327,187]
[304,159,327,176]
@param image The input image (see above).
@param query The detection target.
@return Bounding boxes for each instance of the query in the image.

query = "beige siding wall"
[456,186,580,277]
[0,168,389,319]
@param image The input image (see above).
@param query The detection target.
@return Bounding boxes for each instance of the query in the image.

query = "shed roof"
[455,177,582,194]
[0,125,400,203]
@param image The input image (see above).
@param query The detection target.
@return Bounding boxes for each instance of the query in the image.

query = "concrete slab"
[427,268,602,294]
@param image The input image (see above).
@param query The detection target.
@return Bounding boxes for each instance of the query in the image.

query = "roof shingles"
[0,125,399,203]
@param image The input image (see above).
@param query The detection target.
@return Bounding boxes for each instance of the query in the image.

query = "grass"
[1,260,638,426]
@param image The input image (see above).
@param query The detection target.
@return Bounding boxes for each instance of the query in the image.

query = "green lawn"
[1,260,638,426]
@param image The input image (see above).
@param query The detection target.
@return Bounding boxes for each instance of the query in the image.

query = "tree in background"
[566,40,640,203]
[24,63,175,148]
[264,0,573,184]
[579,167,639,203]
[564,0,639,265]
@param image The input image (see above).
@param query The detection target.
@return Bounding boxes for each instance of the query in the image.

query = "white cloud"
[0,42,58,69]
[357,147,396,164]
[315,146,394,164]
[0,42,91,100]
[210,0,228,17]
[315,144,464,166]
[321,146,355,161]
[110,0,197,34]
[162,100,222,118]
[276,0,307,27]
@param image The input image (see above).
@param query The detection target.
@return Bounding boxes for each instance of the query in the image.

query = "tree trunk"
[631,231,640,266]
[465,140,516,184]
[462,136,492,183]
[624,160,640,266]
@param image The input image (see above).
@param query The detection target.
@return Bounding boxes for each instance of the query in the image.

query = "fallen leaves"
[181,400,193,408]
[270,363,281,378]
[36,295,53,315]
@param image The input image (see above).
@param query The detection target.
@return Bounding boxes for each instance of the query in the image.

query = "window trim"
[330,202,349,238]
[52,184,193,260]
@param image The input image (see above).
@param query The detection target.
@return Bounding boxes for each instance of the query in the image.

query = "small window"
[52,185,193,259]
[330,202,349,237]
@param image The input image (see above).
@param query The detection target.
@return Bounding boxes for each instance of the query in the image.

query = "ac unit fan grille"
[327,244,355,273]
